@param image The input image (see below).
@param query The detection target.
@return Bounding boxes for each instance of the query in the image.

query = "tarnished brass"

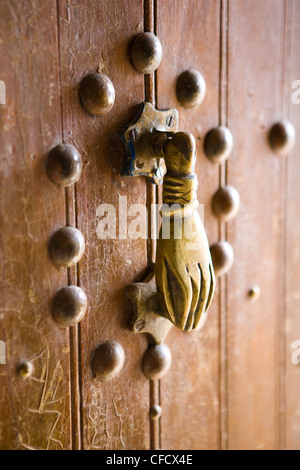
[48,226,85,268]
[142,344,172,380]
[121,103,215,345]
[248,285,261,301]
[46,144,82,187]
[127,269,173,345]
[204,126,234,164]
[17,362,34,379]
[91,340,125,381]
[176,69,206,109]
[212,185,240,222]
[155,132,215,332]
[131,32,162,74]
[79,72,115,117]
[150,405,162,420]
[120,102,178,184]
[269,120,295,157]
[51,286,87,328]
[210,240,234,277]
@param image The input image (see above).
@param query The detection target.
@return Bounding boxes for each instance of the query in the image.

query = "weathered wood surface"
[0,0,299,451]
[156,0,221,450]
[0,0,71,450]
[57,0,150,450]
[226,0,287,450]
[285,0,300,451]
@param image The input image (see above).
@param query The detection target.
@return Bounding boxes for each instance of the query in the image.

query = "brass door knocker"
[120,103,215,375]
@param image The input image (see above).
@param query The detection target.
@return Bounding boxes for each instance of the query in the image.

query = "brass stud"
[131,32,162,74]
[204,126,233,164]
[150,405,162,420]
[210,241,234,277]
[176,69,206,109]
[51,286,87,328]
[17,361,34,379]
[91,340,125,381]
[212,185,240,222]
[269,120,295,157]
[142,344,172,380]
[248,285,261,301]
[45,144,82,187]
[79,72,115,116]
[48,226,85,268]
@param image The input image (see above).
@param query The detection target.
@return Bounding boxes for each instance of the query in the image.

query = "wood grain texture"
[285,0,300,451]
[226,0,286,450]
[0,0,299,451]
[156,0,220,450]
[0,0,71,450]
[57,0,150,450]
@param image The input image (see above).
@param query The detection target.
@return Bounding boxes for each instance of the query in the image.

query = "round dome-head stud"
[142,344,172,380]
[48,227,85,268]
[131,32,162,74]
[204,126,234,164]
[269,120,295,157]
[17,361,34,379]
[210,241,234,278]
[150,405,162,420]
[91,340,125,381]
[46,144,82,187]
[176,69,206,109]
[212,185,240,222]
[51,286,87,328]
[79,72,115,116]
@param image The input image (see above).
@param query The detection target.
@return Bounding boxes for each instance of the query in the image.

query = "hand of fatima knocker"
[155,131,215,332]
[121,103,215,341]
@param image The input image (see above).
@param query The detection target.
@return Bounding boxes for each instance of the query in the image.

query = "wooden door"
[0,0,299,450]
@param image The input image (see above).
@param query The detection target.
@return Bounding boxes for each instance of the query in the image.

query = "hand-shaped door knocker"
[120,103,215,377]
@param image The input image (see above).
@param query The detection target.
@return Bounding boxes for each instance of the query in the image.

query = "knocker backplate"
[119,102,178,184]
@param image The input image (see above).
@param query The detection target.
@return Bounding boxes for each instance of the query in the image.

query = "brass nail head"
[248,285,261,301]
[51,286,87,328]
[269,120,295,157]
[142,344,172,380]
[46,144,82,187]
[17,361,34,379]
[48,226,85,268]
[150,405,162,420]
[79,72,115,116]
[212,185,240,222]
[131,32,162,74]
[204,126,233,164]
[91,340,125,381]
[210,241,234,278]
[176,69,206,109]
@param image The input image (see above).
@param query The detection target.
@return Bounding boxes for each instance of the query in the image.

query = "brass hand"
[155,132,215,331]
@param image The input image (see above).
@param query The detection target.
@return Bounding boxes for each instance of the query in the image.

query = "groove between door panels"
[56,0,82,450]
[279,0,292,451]
[218,0,229,451]
[144,0,161,451]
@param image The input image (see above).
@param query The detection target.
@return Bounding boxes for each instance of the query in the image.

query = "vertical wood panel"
[58,0,150,450]
[157,0,221,450]
[285,0,300,451]
[0,0,71,450]
[226,0,285,450]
